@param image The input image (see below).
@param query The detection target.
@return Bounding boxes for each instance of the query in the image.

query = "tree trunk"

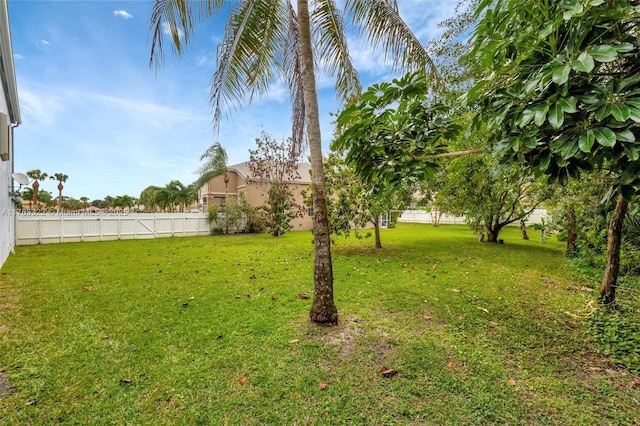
[599,196,628,306]
[520,219,529,240]
[32,180,39,207]
[298,0,338,326]
[485,227,499,243]
[57,183,64,212]
[373,213,382,249]
[565,206,577,255]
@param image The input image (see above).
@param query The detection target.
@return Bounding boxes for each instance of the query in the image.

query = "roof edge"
[0,0,21,125]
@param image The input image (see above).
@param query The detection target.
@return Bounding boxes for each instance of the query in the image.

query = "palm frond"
[284,2,306,157]
[210,0,288,132]
[194,142,228,189]
[311,0,361,102]
[148,0,224,70]
[346,0,438,79]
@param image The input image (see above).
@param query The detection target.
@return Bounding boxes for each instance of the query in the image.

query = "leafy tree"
[437,154,550,242]
[79,196,90,210]
[26,169,48,207]
[50,173,69,212]
[334,72,464,190]
[465,0,640,305]
[247,132,303,237]
[149,0,436,325]
[113,195,135,211]
[322,152,412,248]
[139,185,162,212]
[195,142,229,204]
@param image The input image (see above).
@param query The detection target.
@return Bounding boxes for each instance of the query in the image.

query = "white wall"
[0,86,14,267]
[398,208,548,226]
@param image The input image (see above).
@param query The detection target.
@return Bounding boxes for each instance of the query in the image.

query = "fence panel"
[398,208,548,226]
[16,213,211,246]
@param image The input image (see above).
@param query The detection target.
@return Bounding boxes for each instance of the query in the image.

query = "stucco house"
[198,162,314,231]
[0,0,22,268]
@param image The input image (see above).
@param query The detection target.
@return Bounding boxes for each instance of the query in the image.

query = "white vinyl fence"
[16,213,211,246]
[397,208,548,226]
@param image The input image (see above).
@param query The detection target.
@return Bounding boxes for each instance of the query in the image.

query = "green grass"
[1,224,638,424]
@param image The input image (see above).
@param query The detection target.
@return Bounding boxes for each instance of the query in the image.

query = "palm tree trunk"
[298,0,337,326]
[32,181,39,207]
[57,183,64,212]
[599,196,628,306]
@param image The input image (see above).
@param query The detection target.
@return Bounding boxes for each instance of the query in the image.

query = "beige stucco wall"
[200,171,314,231]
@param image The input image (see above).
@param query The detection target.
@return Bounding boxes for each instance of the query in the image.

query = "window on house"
[307,206,314,217]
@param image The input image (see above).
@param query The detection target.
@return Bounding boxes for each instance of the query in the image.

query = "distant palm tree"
[195,142,229,206]
[50,173,69,212]
[79,196,90,210]
[26,169,48,208]
[113,195,135,212]
[149,0,435,325]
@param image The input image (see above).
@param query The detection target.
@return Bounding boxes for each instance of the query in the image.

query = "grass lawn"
[1,223,638,424]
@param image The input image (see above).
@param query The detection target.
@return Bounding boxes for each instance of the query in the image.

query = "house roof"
[228,162,312,185]
[0,0,21,125]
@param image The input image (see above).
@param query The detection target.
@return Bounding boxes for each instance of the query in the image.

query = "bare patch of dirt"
[310,315,366,357]
[0,372,16,397]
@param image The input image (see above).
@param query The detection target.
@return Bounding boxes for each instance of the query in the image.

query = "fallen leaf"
[239,376,248,385]
[379,366,397,377]
[289,339,300,344]
[295,293,309,300]
[508,378,517,386]
[446,362,457,368]
[318,383,328,390]
[476,306,489,314]
[25,400,37,406]
[271,295,277,301]
[119,378,132,385]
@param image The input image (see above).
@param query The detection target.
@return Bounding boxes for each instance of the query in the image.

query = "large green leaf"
[552,64,571,85]
[533,103,549,126]
[572,51,594,73]
[547,103,564,129]
[588,45,617,63]
[578,129,595,152]
[616,129,636,143]
[593,127,616,147]
[557,96,578,113]
[610,104,631,122]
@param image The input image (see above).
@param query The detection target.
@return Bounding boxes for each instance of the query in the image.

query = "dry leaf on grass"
[318,383,328,390]
[379,366,397,377]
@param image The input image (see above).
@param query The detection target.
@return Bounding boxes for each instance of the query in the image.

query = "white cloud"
[113,9,133,19]
[40,39,50,46]
[20,89,64,127]
[14,53,25,60]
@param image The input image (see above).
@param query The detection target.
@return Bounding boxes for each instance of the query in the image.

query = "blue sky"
[8,0,459,201]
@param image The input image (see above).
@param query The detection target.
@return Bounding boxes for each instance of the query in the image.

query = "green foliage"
[588,303,640,373]
[321,152,412,246]
[437,154,550,241]
[247,132,303,237]
[466,0,640,198]
[334,71,460,190]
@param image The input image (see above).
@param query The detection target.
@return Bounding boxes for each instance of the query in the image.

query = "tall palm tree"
[149,0,435,325]
[26,169,48,208]
[195,142,229,206]
[50,173,69,212]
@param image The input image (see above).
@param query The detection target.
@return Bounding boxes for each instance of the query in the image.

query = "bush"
[588,302,640,373]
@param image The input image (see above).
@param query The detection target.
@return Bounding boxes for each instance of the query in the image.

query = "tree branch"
[410,148,483,162]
